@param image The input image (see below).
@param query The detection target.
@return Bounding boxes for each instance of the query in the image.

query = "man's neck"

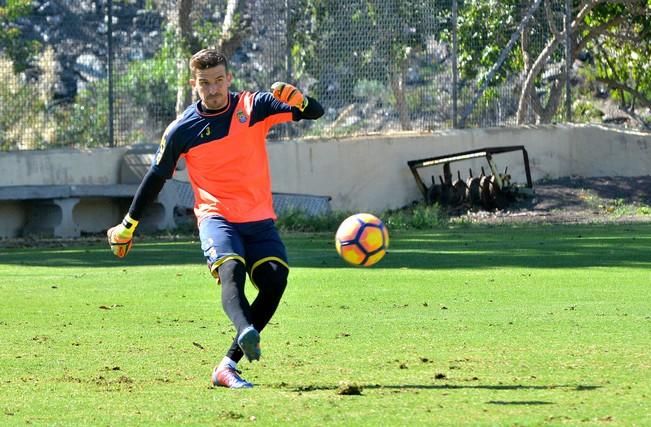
[199,98,229,114]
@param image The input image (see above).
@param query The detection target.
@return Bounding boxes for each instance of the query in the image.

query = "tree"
[582,1,651,122]
[173,0,253,115]
[0,0,41,73]
[291,0,439,131]
[516,0,650,124]
[216,0,253,59]
[446,0,650,126]
[441,0,529,126]
[174,0,195,116]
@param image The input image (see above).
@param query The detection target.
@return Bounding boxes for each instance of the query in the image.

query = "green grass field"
[1,223,650,426]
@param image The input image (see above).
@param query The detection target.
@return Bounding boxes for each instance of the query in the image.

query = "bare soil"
[455,176,651,224]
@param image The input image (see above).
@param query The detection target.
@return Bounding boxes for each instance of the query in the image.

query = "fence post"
[107,0,115,147]
[564,0,572,122]
[452,0,458,128]
[285,0,293,81]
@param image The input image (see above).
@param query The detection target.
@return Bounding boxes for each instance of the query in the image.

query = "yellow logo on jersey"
[155,136,166,165]
[201,126,212,138]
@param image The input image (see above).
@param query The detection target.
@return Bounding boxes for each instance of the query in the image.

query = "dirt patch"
[454,175,651,224]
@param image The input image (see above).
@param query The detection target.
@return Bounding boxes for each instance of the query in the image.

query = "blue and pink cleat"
[212,366,253,389]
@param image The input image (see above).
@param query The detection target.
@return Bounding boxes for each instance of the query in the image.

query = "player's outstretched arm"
[107,170,166,258]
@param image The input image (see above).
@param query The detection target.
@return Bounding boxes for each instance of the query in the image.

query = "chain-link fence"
[0,0,647,151]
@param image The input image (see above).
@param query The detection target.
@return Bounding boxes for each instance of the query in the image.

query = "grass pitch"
[1,223,650,426]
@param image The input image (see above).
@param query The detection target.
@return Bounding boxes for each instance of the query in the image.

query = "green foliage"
[0,0,41,73]
[291,0,439,107]
[0,54,47,151]
[118,32,178,132]
[276,202,447,233]
[53,80,110,148]
[442,0,525,85]
[445,0,650,125]
[599,199,651,218]
[582,3,651,112]
[637,205,651,216]
[353,79,392,105]
[62,25,192,148]
[276,209,353,232]
[383,202,448,229]
[572,99,603,122]
[193,21,223,51]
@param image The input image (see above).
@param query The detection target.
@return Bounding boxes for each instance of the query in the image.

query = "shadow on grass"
[285,383,601,393]
[0,223,649,270]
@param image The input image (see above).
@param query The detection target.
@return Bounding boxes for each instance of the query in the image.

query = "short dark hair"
[189,49,229,77]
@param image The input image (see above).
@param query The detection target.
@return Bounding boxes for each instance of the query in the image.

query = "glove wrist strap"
[121,213,139,231]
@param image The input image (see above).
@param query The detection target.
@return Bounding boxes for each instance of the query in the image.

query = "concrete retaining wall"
[268,124,650,212]
[0,124,649,238]
[0,147,129,186]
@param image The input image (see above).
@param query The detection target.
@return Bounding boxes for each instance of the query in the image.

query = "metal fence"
[0,0,604,151]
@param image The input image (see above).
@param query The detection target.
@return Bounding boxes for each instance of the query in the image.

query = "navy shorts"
[198,216,288,278]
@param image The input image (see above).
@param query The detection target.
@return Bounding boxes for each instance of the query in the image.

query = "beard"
[202,93,227,110]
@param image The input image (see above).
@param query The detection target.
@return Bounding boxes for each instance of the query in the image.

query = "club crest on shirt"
[237,110,248,123]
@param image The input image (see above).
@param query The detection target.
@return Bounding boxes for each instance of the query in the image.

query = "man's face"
[191,64,232,110]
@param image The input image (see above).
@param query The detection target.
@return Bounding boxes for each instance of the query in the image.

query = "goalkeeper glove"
[271,82,308,111]
[107,214,139,258]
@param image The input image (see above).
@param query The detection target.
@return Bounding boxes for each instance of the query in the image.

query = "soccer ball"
[335,213,389,267]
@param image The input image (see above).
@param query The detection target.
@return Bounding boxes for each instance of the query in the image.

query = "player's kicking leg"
[200,217,259,387]
[248,259,288,337]
[217,259,262,362]
[212,259,287,388]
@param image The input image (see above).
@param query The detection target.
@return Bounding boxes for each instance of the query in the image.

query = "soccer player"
[107,48,324,389]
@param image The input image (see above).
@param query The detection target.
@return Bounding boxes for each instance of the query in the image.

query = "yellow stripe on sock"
[249,257,289,290]
[209,255,246,280]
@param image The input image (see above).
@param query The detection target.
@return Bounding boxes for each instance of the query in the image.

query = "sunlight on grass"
[1,223,650,425]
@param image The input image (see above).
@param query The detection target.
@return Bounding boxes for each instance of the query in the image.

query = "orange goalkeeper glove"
[271,82,308,111]
[107,214,139,258]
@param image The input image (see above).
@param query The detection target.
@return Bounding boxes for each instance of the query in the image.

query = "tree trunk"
[216,0,252,59]
[516,35,561,124]
[538,80,563,123]
[516,0,604,124]
[175,0,193,116]
[389,58,412,131]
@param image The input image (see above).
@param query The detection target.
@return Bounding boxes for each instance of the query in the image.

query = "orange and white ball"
[335,213,389,267]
